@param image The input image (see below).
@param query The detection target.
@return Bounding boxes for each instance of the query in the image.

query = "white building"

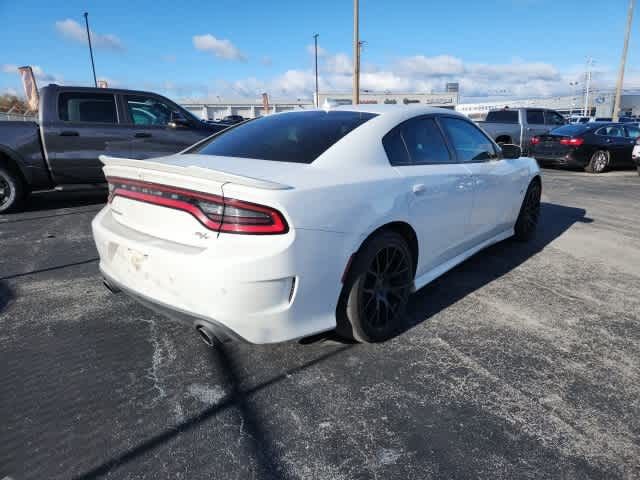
[181,99,313,121]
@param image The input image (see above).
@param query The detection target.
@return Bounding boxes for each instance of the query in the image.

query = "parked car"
[94,105,541,345]
[476,107,567,149]
[220,115,246,124]
[531,122,639,173]
[0,84,229,213]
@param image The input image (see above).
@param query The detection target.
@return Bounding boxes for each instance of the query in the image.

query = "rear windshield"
[485,110,519,123]
[194,110,377,163]
[551,124,589,135]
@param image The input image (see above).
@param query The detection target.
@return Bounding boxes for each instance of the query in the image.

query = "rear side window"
[196,110,377,163]
[526,110,545,124]
[440,117,497,162]
[383,117,451,165]
[485,110,518,123]
[58,92,117,123]
[596,125,624,137]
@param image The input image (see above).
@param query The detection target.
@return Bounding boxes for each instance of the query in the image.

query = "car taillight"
[559,137,584,146]
[106,177,288,235]
[530,137,541,145]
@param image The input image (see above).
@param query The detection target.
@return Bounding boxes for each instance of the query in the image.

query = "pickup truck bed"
[0,84,228,213]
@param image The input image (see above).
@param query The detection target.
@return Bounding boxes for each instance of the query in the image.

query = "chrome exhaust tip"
[196,325,219,347]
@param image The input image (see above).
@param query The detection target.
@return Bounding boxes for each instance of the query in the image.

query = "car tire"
[585,150,610,173]
[0,164,25,214]
[513,179,541,242]
[337,231,414,343]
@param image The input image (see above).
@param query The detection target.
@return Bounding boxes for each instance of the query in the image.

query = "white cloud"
[307,44,327,57]
[325,53,352,75]
[55,19,124,51]
[397,55,465,76]
[193,34,246,61]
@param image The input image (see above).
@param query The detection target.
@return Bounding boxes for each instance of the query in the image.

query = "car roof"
[332,104,468,124]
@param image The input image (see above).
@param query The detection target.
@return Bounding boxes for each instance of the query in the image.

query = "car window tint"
[397,117,451,164]
[485,110,518,123]
[196,110,377,163]
[58,92,117,123]
[125,95,175,126]
[625,125,640,138]
[526,110,545,124]
[382,128,411,165]
[597,125,624,137]
[440,117,496,162]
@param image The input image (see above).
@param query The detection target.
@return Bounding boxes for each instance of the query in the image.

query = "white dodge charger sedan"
[93,105,541,345]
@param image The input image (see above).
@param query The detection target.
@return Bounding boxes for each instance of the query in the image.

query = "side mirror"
[168,111,189,128]
[501,144,522,159]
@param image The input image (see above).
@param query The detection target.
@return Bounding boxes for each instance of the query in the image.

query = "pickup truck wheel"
[0,165,25,214]
[585,150,610,173]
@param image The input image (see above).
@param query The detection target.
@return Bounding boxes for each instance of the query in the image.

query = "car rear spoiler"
[99,155,293,191]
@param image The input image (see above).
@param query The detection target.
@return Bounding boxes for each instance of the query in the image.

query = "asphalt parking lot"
[1,168,639,480]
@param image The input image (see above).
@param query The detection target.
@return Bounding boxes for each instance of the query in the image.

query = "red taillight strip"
[107,176,288,234]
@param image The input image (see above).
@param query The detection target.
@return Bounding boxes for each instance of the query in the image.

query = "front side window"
[526,110,545,125]
[125,95,177,126]
[196,110,377,164]
[440,117,497,162]
[58,92,117,123]
[625,125,640,138]
[545,111,566,126]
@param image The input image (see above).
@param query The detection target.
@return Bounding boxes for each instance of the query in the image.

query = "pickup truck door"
[121,94,211,159]
[41,91,132,184]
[523,109,549,144]
[439,116,527,244]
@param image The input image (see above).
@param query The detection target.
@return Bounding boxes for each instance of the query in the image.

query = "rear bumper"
[92,206,350,343]
[534,153,586,168]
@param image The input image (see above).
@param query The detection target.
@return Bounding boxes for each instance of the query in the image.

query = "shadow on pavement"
[23,190,107,212]
[405,202,592,331]
[0,280,14,314]
[72,344,352,480]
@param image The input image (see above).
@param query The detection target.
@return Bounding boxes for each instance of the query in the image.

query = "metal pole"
[583,57,592,117]
[613,0,635,121]
[352,0,360,105]
[84,12,97,87]
[313,34,319,107]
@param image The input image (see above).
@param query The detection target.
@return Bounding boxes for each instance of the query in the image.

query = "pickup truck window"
[485,110,518,123]
[58,92,117,123]
[440,117,497,162]
[125,95,174,126]
[545,111,566,126]
[526,110,545,125]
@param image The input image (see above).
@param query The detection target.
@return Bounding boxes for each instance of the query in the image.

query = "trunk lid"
[101,154,294,246]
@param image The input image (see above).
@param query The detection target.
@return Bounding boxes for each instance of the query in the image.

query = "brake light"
[106,177,288,234]
[530,137,540,145]
[559,137,584,146]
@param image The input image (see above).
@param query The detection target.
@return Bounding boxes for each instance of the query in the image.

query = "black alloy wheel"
[514,180,541,241]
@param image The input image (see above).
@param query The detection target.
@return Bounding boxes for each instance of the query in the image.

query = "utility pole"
[613,0,635,121]
[84,12,97,87]
[352,0,360,105]
[583,57,593,117]
[313,33,319,107]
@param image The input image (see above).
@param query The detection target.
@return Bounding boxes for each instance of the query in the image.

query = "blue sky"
[1,0,639,102]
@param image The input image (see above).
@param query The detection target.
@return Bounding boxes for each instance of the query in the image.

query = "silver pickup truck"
[476,108,567,148]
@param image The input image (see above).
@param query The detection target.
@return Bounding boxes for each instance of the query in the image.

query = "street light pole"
[352,0,360,106]
[84,12,97,87]
[313,33,319,107]
[613,0,635,121]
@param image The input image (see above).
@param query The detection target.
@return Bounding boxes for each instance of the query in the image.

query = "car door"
[122,94,210,159]
[439,116,528,243]
[621,125,640,166]
[42,91,132,184]
[385,115,474,277]
[596,125,630,164]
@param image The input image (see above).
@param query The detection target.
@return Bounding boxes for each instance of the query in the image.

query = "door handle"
[412,184,426,195]
[134,132,152,138]
[59,130,79,136]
